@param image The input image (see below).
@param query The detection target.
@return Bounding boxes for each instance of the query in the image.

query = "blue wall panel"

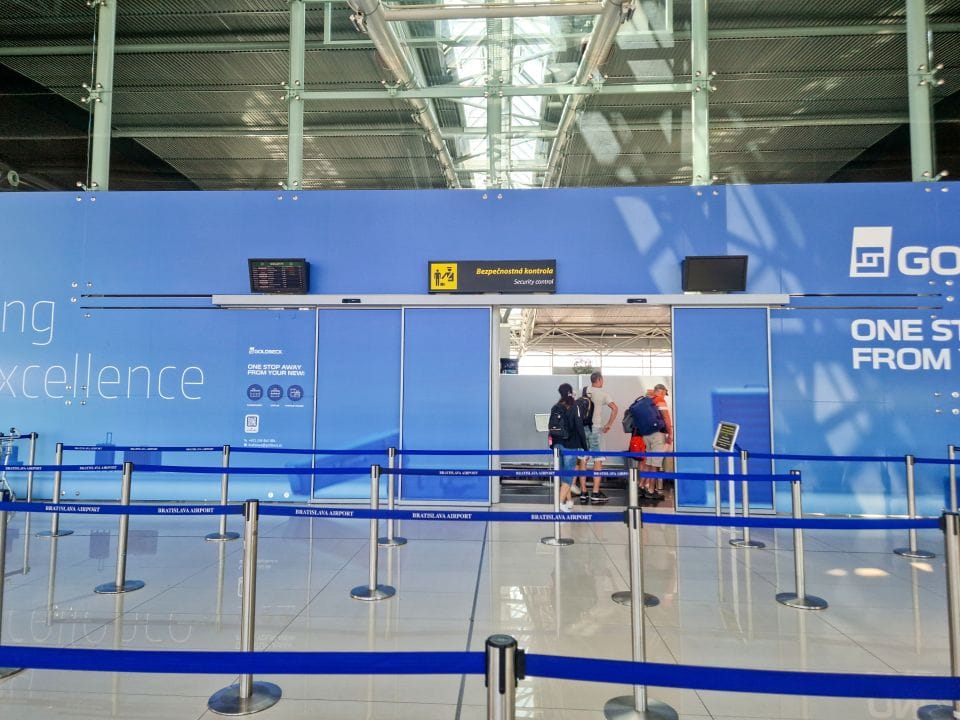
[313,309,401,500]
[400,308,490,503]
[673,308,772,510]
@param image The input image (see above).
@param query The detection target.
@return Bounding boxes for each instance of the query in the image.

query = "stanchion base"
[35,530,74,538]
[350,584,396,601]
[917,703,959,719]
[611,591,659,608]
[378,536,408,547]
[893,547,936,559]
[604,696,679,720]
[540,536,574,546]
[94,580,145,594]
[205,532,240,542]
[208,681,282,715]
[729,538,765,549]
[776,592,828,610]
[0,667,24,680]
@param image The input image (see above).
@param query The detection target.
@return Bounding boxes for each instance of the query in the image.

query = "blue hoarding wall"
[0,183,957,511]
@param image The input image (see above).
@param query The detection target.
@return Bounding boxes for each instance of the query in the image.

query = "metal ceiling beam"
[345,0,460,188]
[690,0,710,185]
[542,0,631,187]
[299,82,691,101]
[907,0,939,181]
[380,1,603,21]
[3,24,958,56]
[286,0,306,189]
[86,0,117,191]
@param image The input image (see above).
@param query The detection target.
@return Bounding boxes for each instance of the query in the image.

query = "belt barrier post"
[351,465,395,601]
[918,512,960,720]
[541,446,573,547]
[206,445,239,542]
[895,455,936,559]
[612,468,659,608]
[379,446,407,547]
[950,445,958,513]
[605,504,677,720]
[37,442,73,538]
[730,449,764,549]
[208,499,282,715]
[485,634,523,720]
[25,432,38,502]
[713,453,722,517]
[94,462,144,594]
[776,470,827,610]
[0,489,24,679]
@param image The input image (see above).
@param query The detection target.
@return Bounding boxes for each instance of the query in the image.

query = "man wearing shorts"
[584,372,618,505]
[640,384,671,502]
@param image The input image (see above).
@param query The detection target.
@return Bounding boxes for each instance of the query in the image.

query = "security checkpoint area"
[4,0,960,716]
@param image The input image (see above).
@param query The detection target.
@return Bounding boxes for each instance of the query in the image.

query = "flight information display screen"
[248,258,309,294]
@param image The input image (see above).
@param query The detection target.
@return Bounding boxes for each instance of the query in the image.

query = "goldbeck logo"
[850,226,960,278]
[849,226,892,277]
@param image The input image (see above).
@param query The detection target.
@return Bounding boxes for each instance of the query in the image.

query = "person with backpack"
[583,372,618,505]
[637,384,672,502]
[572,387,594,500]
[547,383,589,511]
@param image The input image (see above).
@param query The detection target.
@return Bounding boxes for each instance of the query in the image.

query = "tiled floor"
[0,498,953,720]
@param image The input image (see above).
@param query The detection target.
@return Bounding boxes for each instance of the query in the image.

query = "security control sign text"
[429,260,556,293]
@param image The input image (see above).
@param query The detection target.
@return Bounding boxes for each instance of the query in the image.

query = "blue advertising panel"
[1,183,959,512]
[673,308,772,510]
[313,309,401,500]
[400,308,491,503]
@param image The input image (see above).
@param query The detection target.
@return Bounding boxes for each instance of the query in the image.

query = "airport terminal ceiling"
[1,0,960,192]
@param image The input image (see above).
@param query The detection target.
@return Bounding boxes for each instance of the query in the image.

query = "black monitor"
[681,255,748,293]
[248,258,309,294]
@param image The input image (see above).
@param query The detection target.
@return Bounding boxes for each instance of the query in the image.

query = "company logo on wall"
[849,226,892,277]
[850,226,960,278]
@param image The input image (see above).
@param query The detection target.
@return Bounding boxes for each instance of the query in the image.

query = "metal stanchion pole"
[94,462,144,594]
[713,453,722,517]
[206,445,239,542]
[485,634,523,720]
[950,445,958,513]
[541,446,573,547]
[727,454,736,519]
[918,512,960,720]
[351,465,396,601]
[208,499,282,715]
[25,432,38,502]
[895,454,936,559]
[605,504,677,720]
[776,471,827,610]
[731,450,764,549]
[612,468,659,608]
[379,446,407,547]
[37,442,73,538]
[0,489,24,679]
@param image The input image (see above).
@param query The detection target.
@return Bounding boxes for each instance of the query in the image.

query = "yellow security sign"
[429,262,458,291]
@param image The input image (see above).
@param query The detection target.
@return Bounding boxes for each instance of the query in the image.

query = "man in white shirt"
[584,371,618,504]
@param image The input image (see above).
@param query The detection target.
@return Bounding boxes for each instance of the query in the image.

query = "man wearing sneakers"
[639,384,671,502]
[584,371,618,505]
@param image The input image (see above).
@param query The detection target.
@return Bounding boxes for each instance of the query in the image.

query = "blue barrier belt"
[0,646,956,700]
[914,457,960,465]
[578,450,736,458]
[133,464,364,475]
[258,506,623,522]
[399,449,553,456]
[0,501,242,516]
[747,452,904,463]
[0,464,123,472]
[229,447,384,455]
[642,512,941,530]
[62,445,219,452]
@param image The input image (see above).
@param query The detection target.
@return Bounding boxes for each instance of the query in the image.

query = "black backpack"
[576,393,594,428]
[547,403,570,441]
[627,396,666,436]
